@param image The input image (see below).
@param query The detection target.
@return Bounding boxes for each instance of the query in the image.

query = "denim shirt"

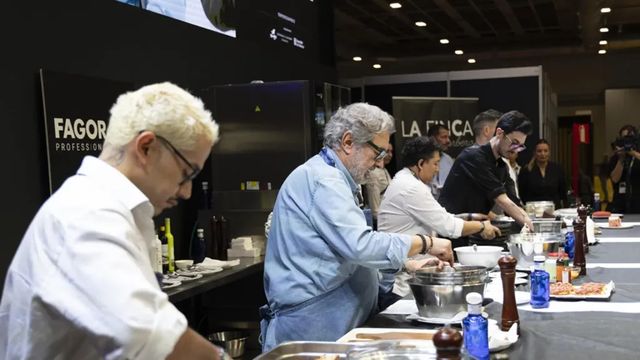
[260,148,412,351]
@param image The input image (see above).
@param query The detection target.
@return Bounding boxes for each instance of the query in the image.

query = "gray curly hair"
[323,103,395,149]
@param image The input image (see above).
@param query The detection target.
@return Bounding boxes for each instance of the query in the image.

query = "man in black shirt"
[439,111,534,247]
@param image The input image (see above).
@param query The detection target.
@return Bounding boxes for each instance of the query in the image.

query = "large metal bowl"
[409,266,488,318]
[507,233,565,269]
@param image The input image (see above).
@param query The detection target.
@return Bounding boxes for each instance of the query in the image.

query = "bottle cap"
[534,255,546,262]
[465,292,483,305]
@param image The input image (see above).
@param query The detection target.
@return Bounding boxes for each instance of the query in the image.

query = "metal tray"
[255,341,356,360]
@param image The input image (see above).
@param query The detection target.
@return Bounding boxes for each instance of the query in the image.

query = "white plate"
[592,213,623,219]
[514,278,528,286]
[550,281,615,300]
[598,223,634,229]
[161,279,182,289]
[489,271,527,279]
[554,208,577,217]
[515,291,531,305]
[406,311,488,325]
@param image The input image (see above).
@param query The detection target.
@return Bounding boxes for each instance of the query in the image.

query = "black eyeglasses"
[504,134,526,153]
[155,135,201,185]
[366,140,388,161]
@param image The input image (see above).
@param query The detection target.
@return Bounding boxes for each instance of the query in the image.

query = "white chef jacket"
[0,156,187,359]
[378,167,464,296]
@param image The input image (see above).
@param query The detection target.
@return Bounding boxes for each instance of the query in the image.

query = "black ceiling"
[334,0,640,75]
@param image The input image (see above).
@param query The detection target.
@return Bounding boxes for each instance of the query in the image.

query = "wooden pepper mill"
[433,326,463,360]
[577,204,589,254]
[573,217,587,276]
[499,255,520,335]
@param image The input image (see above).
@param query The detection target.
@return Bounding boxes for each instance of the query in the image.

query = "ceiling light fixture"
[600,27,609,33]
[601,7,611,13]
[598,49,607,54]
[454,49,464,55]
[353,56,362,61]
[440,38,449,44]
[389,2,402,9]
[468,58,476,64]
[373,64,382,69]
[599,40,608,45]
[415,21,427,27]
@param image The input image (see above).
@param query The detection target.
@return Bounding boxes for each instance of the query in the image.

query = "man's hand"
[404,257,447,272]
[480,221,501,240]
[428,237,454,266]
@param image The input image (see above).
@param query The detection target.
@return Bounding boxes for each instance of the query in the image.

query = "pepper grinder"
[499,255,520,335]
[433,326,463,360]
[577,203,589,254]
[573,217,587,276]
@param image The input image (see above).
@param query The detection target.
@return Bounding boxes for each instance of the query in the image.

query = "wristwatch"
[478,221,486,234]
[417,234,428,255]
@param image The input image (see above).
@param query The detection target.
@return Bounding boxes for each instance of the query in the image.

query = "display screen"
[116,0,320,59]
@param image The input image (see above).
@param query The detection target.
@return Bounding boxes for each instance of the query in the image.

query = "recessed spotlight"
[353,56,362,61]
[454,49,464,55]
[598,49,607,54]
[601,7,611,13]
[389,2,402,9]
[468,58,476,64]
[415,21,427,27]
[599,40,608,45]
[440,38,449,44]
[373,64,382,69]
[600,27,609,33]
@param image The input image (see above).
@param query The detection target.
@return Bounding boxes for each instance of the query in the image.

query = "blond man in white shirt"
[378,136,500,298]
[0,83,227,359]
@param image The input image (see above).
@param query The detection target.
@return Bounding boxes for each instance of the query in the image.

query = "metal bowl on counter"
[507,233,565,269]
[207,331,248,358]
[408,265,488,318]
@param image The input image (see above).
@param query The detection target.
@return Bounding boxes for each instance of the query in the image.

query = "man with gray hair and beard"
[260,103,453,351]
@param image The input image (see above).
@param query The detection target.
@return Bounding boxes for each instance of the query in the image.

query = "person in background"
[594,158,614,210]
[518,139,568,209]
[378,136,501,302]
[609,125,640,213]
[0,83,227,359]
[365,143,393,227]
[260,103,453,351]
[505,150,521,200]
[428,124,453,199]
[439,111,534,248]
[473,109,502,146]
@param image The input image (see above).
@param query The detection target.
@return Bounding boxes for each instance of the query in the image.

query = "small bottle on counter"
[556,248,566,282]
[159,225,169,274]
[154,234,163,273]
[164,218,175,274]
[545,253,557,283]
[593,193,601,212]
[530,255,550,308]
[463,292,489,360]
[193,228,206,264]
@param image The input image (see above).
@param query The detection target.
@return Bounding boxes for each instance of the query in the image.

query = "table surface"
[366,214,640,359]
[165,257,264,303]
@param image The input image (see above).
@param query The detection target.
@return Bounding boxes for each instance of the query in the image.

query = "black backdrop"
[0,0,336,296]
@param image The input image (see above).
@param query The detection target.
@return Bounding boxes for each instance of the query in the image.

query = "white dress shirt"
[378,168,464,296]
[0,156,187,359]
[430,152,454,199]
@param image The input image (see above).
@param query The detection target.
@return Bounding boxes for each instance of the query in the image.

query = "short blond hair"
[105,82,219,151]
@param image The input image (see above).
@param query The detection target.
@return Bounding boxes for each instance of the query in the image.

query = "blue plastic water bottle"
[463,292,489,360]
[530,255,550,308]
[564,232,575,260]
[593,193,601,212]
